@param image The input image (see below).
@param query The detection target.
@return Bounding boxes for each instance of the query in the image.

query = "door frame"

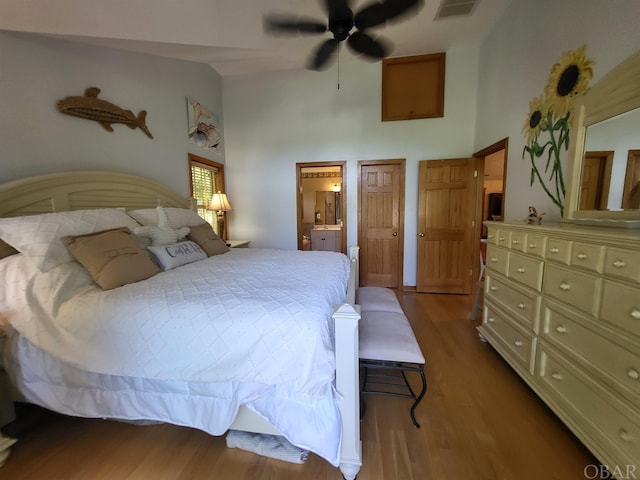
[472,138,509,284]
[357,158,406,289]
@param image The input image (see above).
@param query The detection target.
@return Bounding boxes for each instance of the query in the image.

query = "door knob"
[392,232,398,237]
[419,233,425,237]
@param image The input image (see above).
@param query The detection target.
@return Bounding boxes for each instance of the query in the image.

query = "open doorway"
[474,139,507,240]
[472,138,507,295]
[296,162,346,253]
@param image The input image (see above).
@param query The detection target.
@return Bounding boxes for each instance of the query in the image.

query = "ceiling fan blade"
[347,31,390,59]
[264,15,327,34]
[308,38,340,70]
[354,3,388,29]
[354,0,424,30]
[324,0,353,16]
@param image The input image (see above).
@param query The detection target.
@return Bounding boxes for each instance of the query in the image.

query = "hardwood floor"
[1,293,598,480]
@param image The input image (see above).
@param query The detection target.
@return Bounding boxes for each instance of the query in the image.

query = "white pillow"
[135,225,190,246]
[0,208,141,272]
[147,241,207,271]
[128,206,205,229]
[133,206,190,246]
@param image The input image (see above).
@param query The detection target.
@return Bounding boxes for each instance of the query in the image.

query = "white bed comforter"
[0,249,350,465]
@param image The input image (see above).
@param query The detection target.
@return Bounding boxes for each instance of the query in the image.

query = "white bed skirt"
[3,329,342,465]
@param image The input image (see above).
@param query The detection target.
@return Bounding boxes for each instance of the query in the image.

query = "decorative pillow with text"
[147,241,207,271]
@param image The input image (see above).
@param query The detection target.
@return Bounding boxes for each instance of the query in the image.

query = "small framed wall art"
[187,96,222,154]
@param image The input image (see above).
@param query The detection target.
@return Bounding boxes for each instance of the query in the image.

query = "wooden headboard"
[0,171,192,217]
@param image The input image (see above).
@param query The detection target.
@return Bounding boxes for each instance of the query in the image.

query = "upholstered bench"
[356,287,427,428]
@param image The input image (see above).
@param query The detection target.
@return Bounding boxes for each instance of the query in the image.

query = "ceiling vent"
[434,0,479,19]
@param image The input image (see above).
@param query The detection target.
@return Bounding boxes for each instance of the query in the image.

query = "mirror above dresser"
[564,49,640,227]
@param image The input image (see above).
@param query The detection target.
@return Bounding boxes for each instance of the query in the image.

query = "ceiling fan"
[264,0,425,71]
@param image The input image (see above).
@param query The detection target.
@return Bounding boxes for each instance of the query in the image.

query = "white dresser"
[479,221,640,472]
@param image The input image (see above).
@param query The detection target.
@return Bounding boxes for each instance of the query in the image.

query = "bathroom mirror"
[296,162,346,252]
[565,49,640,226]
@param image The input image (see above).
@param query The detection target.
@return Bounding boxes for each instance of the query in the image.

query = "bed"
[0,171,362,479]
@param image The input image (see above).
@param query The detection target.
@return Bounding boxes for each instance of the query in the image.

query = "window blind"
[189,155,225,234]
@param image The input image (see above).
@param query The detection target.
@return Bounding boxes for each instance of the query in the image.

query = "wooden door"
[581,151,613,210]
[622,150,640,209]
[358,160,405,288]
[417,158,477,294]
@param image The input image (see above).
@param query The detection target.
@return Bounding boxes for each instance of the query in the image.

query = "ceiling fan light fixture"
[329,14,354,42]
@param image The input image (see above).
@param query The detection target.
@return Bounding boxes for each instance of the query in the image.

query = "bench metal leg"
[359,360,427,428]
[408,365,427,428]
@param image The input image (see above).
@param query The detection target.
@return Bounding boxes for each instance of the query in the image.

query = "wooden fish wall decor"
[56,87,153,139]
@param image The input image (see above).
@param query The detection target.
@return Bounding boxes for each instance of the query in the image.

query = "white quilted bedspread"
[1,248,350,396]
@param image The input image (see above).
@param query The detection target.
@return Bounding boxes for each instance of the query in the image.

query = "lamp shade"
[208,192,232,212]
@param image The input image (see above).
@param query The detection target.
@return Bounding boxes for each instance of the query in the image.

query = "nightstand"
[226,240,250,248]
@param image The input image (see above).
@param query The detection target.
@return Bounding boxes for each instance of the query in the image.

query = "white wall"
[223,46,480,286]
[3,0,640,288]
[0,31,224,197]
[475,0,640,223]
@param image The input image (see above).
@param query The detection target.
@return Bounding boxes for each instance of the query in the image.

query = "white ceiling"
[0,0,511,76]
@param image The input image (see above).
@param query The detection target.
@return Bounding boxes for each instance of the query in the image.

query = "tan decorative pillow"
[63,227,160,290]
[188,223,229,256]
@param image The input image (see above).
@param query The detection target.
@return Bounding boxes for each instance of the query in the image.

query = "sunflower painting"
[523,46,595,216]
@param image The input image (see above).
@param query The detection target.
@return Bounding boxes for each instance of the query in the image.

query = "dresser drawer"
[507,252,544,291]
[486,274,540,332]
[569,242,604,274]
[545,238,572,264]
[496,230,510,247]
[484,305,535,372]
[600,280,640,340]
[486,227,498,245]
[542,301,640,402]
[508,231,527,252]
[525,234,547,258]
[604,248,640,285]
[543,263,600,317]
[538,346,640,467]
[485,245,509,276]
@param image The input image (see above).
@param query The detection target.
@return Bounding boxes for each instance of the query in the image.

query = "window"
[188,153,225,235]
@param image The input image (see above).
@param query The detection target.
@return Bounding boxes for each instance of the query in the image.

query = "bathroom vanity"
[311,226,342,252]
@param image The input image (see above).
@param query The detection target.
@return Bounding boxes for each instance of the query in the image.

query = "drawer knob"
[514,340,523,347]
[516,267,526,273]
[487,317,495,323]
[517,303,526,310]
[551,372,563,381]
[559,282,571,291]
[556,326,567,334]
[490,286,497,292]
[619,430,633,442]
[631,309,640,320]
[491,257,498,263]
[576,253,588,260]
[528,243,536,249]
[613,260,626,268]
[550,247,559,253]
[628,369,640,380]
[512,239,519,245]
[499,237,505,241]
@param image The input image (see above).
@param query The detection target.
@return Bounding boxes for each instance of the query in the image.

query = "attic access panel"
[382,52,446,121]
